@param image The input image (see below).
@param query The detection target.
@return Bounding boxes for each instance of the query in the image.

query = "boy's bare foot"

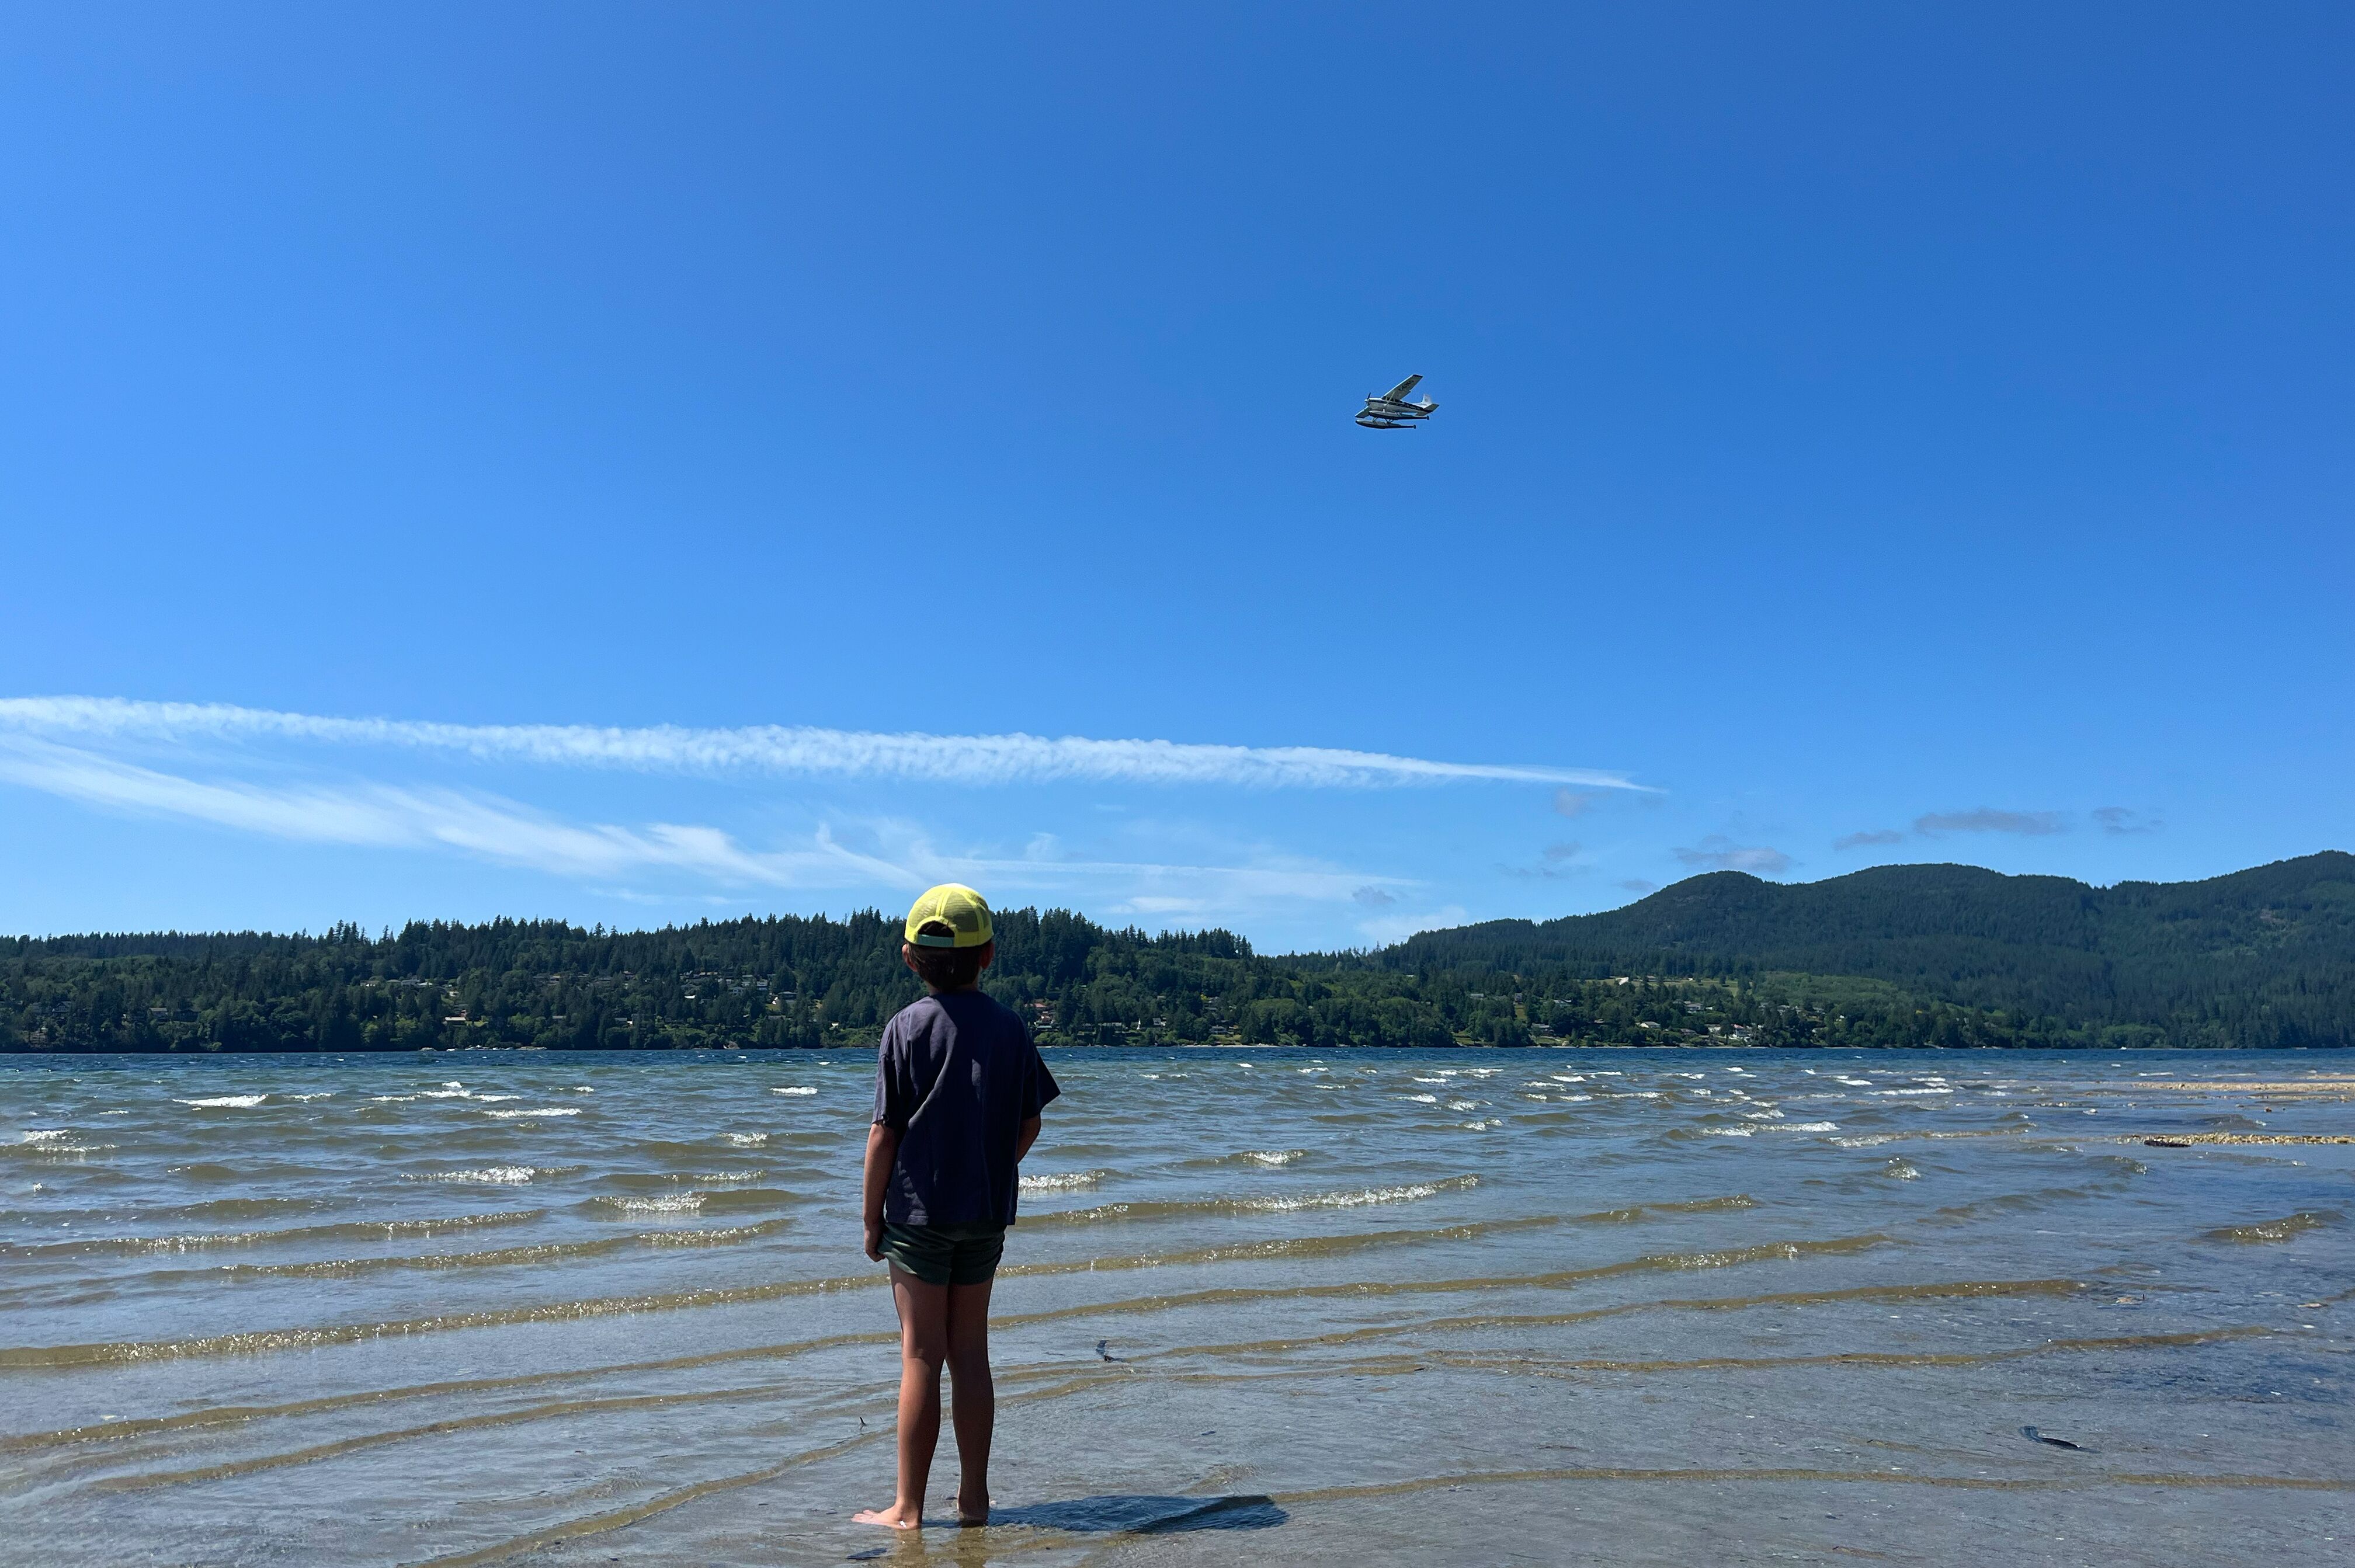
[955,1493,990,1526]
[852,1503,923,1529]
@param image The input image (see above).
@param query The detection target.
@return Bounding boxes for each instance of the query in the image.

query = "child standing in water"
[855,884,1060,1530]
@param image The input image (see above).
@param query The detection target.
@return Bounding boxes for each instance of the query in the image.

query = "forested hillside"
[1380,853,2355,1049]
[4,854,2348,1052]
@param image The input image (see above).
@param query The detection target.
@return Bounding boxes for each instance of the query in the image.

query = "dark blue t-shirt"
[872,990,1060,1228]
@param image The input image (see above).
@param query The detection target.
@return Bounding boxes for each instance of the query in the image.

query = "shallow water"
[2,1047,2349,1565]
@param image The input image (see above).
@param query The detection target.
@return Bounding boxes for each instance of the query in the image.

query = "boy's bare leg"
[853,1266,949,1528]
[945,1276,996,1524]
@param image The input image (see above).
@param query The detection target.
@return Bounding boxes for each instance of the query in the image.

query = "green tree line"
[4,854,2347,1052]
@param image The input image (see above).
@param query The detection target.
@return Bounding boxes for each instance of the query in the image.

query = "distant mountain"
[1378,853,2355,1048]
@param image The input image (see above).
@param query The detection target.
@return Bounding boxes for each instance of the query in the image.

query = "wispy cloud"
[1553,788,1602,818]
[0,735,912,889]
[0,733,1405,909]
[2093,806,2162,836]
[1673,836,1795,875]
[1833,829,1906,850]
[1913,808,2064,837]
[1500,840,1589,880]
[0,697,1648,793]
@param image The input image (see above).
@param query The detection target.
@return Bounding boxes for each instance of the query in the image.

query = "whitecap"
[1779,1121,1841,1132]
[596,1193,705,1213]
[473,1094,520,1103]
[1884,1158,1922,1180]
[483,1107,582,1118]
[1401,1093,1439,1104]
[19,1130,70,1144]
[771,1086,818,1097]
[1239,1149,1305,1166]
[725,1132,770,1148]
[1020,1170,1109,1191]
[1446,1098,1481,1111]
[176,1094,268,1109]
[408,1166,537,1184]
[1704,1126,1756,1137]
[1878,1087,1954,1096]
[1239,1177,1475,1211]
[286,1092,336,1102]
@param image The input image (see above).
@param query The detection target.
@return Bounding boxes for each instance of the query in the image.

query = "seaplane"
[1356,374,1437,429]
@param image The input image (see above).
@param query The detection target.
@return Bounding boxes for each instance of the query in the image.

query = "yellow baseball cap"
[904,883,994,948]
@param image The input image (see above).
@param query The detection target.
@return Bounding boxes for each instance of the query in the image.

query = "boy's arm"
[862,1122,901,1261]
[1015,1113,1041,1163]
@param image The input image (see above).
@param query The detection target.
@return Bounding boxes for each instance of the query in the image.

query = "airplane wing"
[1380,374,1423,402]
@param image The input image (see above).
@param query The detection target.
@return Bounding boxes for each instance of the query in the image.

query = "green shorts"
[880,1221,1006,1287]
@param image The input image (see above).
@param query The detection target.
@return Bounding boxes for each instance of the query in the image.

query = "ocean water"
[2,1047,2348,1566]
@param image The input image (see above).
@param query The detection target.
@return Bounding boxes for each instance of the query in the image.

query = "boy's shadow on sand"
[990,1493,1287,1534]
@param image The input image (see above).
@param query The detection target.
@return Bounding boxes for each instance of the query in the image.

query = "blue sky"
[2,5,2349,950]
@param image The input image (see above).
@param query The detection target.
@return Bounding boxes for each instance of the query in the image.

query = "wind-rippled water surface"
[4,1048,2349,1565]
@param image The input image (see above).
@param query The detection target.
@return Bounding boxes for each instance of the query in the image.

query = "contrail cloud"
[0,697,1648,792]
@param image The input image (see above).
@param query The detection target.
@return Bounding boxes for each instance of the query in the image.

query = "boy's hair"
[908,920,988,990]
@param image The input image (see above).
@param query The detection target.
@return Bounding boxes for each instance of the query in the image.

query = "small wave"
[0,1228,1894,1369]
[1703,1127,1755,1137]
[1021,1170,1110,1191]
[1446,1099,1481,1112]
[770,1087,818,1097]
[1237,1149,1306,1166]
[641,1219,790,1246]
[285,1093,336,1102]
[1779,1121,1840,1132]
[1884,1159,1922,1180]
[725,1132,769,1148]
[1244,1177,1477,1212]
[17,1131,70,1144]
[1401,1093,1439,1104]
[407,1166,539,1184]
[11,1209,546,1258]
[1878,1087,1954,1097]
[175,1094,268,1109]
[1830,1134,1899,1148]
[482,1107,582,1119]
[594,1194,706,1214]
[2200,1210,2339,1245]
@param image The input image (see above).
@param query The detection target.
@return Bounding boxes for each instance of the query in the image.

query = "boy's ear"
[977,940,995,971]
[901,943,921,975]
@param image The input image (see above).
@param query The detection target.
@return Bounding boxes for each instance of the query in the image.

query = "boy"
[854,883,1060,1530]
